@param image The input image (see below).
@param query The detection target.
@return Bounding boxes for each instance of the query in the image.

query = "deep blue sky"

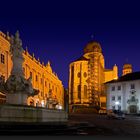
[1,0,140,88]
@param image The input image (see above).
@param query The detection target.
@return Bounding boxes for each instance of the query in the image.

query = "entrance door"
[129,105,137,114]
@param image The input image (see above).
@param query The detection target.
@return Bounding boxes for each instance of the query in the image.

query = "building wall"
[106,80,140,114]
[0,31,64,108]
[69,44,118,109]
[69,60,89,105]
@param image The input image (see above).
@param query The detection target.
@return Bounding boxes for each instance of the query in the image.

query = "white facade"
[106,79,140,114]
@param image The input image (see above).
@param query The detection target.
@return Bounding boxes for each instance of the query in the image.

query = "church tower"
[122,63,133,76]
[68,40,118,112]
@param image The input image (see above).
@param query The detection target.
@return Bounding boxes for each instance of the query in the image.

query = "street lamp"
[115,101,119,105]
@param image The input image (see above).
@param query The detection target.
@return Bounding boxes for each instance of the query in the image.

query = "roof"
[106,71,140,84]
[84,41,102,54]
[74,56,89,62]
[104,69,112,72]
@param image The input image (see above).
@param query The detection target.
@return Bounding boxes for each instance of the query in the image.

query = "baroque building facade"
[69,41,118,110]
[0,31,64,108]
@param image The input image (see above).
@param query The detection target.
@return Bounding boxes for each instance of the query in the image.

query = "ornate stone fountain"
[5,31,38,105]
[0,31,67,123]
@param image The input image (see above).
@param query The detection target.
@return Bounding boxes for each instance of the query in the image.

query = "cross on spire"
[91,34,94,40]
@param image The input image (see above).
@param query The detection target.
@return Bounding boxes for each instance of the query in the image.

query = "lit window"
[36,75,38,81]
[77,85,81,99]
[118,86,121,90]
[84,85,87,98]
[111,86,115,91]
[30,72,32,78]
[45,81,47,87]
[131,84,135,89]
[1,54,5,64]
[112,96,115,101]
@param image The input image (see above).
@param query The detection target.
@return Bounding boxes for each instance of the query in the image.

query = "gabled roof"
[106,71,140,84]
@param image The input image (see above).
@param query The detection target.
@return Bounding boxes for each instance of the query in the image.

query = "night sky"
[1,0,140,88]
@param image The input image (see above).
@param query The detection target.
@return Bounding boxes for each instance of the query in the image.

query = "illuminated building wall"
[0,31,64,108]
[106,71,140,114]
[69,41,118,109]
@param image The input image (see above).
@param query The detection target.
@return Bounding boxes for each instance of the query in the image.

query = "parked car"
[107,110,125,120]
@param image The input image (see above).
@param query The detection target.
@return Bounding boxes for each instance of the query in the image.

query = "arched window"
[84,85,87,98]
[77,85,81,99]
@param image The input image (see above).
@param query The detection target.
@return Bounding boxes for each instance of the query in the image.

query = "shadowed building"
[69,41,118,111]
[0,31,64,108]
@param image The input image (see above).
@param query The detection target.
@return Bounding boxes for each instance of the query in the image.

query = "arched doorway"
[129,105,137,114]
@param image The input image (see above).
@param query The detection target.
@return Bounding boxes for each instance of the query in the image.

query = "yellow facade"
[69,41,118,109]
[0,31,64,108]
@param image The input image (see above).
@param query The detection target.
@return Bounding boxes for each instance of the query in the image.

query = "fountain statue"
[5,31,38,105]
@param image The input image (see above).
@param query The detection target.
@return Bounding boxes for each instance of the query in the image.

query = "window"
[131,84,135,89]
[84,85,87,98]
[118,96,121,100]
[84,72,87,78]
[131,96,136,102]
[111,86,115,91]
[118,86,121,90]
[30,72,32,78]
[41,92,43,97]
[77,72,81,78]
[101,103,106,107]
[45,81,47,87]
[1,54,5,64]
[112,106,115,110]
[36,75,38,81]
[112,96,115,101]
[118,105,121,110]
[77,85,81,99]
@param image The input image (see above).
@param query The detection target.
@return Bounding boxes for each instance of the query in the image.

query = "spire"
[47,61,50,66]
[26,46,28,52]
[32,53,34,58]
[6,31,10,40]
[91,34,94,40]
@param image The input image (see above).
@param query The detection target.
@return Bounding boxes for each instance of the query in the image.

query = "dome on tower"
[122,63,133,76]
[84,41,102,54]
[123,63,132,69]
